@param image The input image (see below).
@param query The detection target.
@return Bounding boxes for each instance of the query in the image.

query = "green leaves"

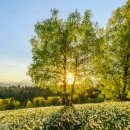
[28,2,130,101]
[28,9,97,97]
[95,1,130,100]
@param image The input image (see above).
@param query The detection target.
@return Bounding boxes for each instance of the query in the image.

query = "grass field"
[0,102,129,130]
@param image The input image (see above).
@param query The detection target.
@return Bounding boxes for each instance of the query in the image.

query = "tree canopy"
[28,1,130,104]
[28,9,98,105]
[96,1,130,100]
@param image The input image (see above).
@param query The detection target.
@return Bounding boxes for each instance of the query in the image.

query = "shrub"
[87,97,104,103]
[15,101,21,109]
[33,97,45,107]
[127,92,130,100]
[3,98,16,110]
[0,99,3,110]
[73,94,80,104]
[26,100,32,108]
[46,96,61,106]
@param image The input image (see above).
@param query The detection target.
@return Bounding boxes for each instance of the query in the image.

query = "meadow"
[0,1,130,130]
[0,102,129,130]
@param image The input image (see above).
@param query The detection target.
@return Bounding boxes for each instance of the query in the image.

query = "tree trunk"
[122,54,129,100]
[62,43,69,106]
[70,57,78,105]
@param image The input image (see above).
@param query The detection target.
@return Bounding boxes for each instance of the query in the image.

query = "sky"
[0,0,127,83]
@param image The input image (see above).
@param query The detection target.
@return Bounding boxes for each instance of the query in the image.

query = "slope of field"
[0,102,129,130]
[0,106,61,130]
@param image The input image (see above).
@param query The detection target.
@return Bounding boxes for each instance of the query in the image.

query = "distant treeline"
[0,85,104,110]
[0,86,61,102]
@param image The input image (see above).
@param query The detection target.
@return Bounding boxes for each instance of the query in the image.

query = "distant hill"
[0,80,32,87]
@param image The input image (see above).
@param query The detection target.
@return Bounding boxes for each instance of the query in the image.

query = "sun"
[67,73,74,85]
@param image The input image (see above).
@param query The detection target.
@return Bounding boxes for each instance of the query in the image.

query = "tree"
[97,1,130,100]
[26,100,32,108]
[28,9,97,105]
[67,10,97,104]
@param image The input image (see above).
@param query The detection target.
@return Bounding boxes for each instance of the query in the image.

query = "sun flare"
[67,73,74,85]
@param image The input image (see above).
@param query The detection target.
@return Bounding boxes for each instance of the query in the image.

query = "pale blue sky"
[0,0,127,82]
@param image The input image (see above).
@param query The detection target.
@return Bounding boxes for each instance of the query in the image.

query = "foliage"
[0,84,104,111]
[0,102,129,130]
[0,99,3,110]
[95,0,130,100]
[33,97,46,107]
[28,9,97,105]
[127,92,130,100]
[0,92,104,111]
[0,98,21,110]
[15,101,21,109]
[46,96,61,106]
[3,98,17,110]
[0,85,61,102]
[0,97,61,110]
[28,1,130,103]
[26,100,32,108]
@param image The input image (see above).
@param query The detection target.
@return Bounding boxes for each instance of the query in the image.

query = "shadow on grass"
[42,106,84,130]
[41,104,130,130]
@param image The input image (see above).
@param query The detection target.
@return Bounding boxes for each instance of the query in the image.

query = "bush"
[127,91,130,100]
[0,99,3,110]
[3,98,16,110]
[0,98,21,110]
[15,101,21,109]
[46,96,61,106]
[33,97,45,107]
[87,97,104,103]
[73,94,80,104]
[26,100,32,108]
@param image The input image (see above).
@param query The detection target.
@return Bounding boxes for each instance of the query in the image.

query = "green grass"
[0,102,130,130]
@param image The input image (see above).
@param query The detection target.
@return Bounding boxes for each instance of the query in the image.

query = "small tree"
[26,100,32,108]
[33,97,45,107]
[15,101,21,109]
